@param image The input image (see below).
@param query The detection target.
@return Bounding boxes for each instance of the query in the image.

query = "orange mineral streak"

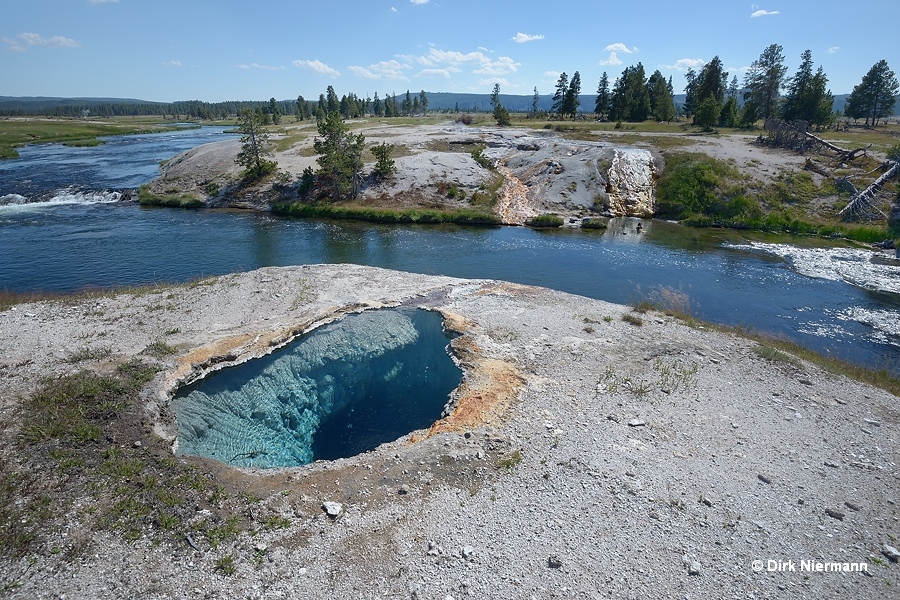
[428,310,525,435]
[428,358,524,434]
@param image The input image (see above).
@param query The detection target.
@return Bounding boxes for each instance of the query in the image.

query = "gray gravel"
[0,264,897,599]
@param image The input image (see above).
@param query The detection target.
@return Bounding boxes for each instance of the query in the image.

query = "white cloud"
[727,65,751,74]
[543,70,560,79]
[479,77,509,87]
[828,46,840,54]
[660,58,707,72]
[4,32,80,52]
[750,9,779,17]
[600,52,623,66]
[163,60,183,67]
[416,68,451,78]
[512,32,544,43]
[604,43,636,54]
[599,42,637,66]
[477,46,492,53]
[235,62,283,71]
[292,59,340,77]
[391,6,397,11]
[410,0,429,4]
[347,59,411,80]
[473,56,521,76]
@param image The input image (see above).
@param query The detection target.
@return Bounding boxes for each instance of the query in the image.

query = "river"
[1,127,898,375]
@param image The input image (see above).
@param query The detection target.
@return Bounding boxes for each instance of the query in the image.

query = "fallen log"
[838,161,899,221]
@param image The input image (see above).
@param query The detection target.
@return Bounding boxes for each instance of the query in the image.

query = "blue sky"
[2,0,897,102]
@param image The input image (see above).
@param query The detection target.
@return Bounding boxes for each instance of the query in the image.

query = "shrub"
[471,146,493,170]
[581,217,608,230]
[526,214,564,228]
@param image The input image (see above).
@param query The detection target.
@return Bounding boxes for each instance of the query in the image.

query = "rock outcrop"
[605,148,657,217]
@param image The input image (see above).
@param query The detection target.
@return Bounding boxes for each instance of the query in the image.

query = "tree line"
[490,47,896,131]
[294,87,430,122]
[596,46,896,130]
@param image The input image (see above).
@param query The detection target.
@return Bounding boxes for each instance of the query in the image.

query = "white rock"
[322,501,343,518]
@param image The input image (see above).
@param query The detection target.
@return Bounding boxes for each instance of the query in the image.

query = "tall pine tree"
[845,60,899,127]
[551,72,569,119]
[595,72,610,119]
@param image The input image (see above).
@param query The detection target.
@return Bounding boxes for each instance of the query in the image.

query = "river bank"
[144,119,898,242]
[0,264,897,598]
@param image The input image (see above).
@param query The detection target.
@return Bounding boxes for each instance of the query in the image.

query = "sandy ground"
[0,265,898,598]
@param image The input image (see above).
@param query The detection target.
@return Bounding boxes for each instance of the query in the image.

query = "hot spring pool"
[172,308,462,468]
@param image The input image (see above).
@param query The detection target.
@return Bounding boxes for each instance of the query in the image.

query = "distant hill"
[0,96,162,111]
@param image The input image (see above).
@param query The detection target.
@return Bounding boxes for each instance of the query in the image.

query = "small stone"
[824,508,845,521]
[835,398,847,405]
[824,460,839,468]
[627,418,646,427]
[701,496,714,507]
[462,545,475,559]
[398,486,409,496]
[688,560,701,576]
[799,378,813,386]
[882,544,900,562]
[133,440,142,448]
[547,555,563,569]
[863,418,881,427]
[757,473,773,484]
[844,501,861,512]
[322,501,343,518]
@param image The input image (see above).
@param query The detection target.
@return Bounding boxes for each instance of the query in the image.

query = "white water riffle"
[0,188,122,209]
[728,242,900,296]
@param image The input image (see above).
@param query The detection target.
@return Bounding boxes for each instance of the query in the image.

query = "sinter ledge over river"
[0,125,898,375]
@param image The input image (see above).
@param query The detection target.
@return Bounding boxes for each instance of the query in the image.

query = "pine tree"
[371,142,396,180]
[683,68,699,117]
[594,72,610,119]
[491,83,511,126]
[296,95,308,120]
[326,86,340,115]
[551,72,569,118]
[419,90,429,115]
[402,90,412,116]
[563,71,581,119]
[373,92,383,117]
[782,50,834,127]
[268,97,281,125]
[313,110,365,200]
[532,86,540,118]
[235,108,276,180]
[845,60,899,127]
[743,44,788,121]
[727,76,739,100]
[647,70,674,122]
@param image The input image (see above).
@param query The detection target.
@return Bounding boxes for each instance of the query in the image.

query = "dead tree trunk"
[838,161,898,221]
